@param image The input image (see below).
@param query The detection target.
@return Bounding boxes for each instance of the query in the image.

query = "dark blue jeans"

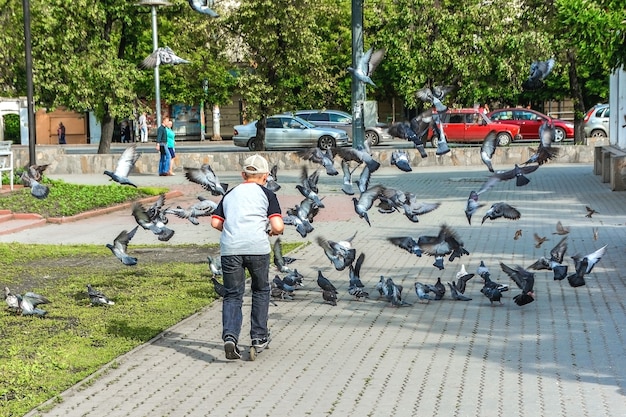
[221,254,271,343]
[158,144,170,175]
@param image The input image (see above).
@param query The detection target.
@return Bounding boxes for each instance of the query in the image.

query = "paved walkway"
[7,163,626,417]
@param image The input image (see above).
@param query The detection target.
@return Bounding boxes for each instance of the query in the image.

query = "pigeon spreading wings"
[481,202,521,224]
[297,147,338,176]
[132,202,175,242]
[522,58,555,90]
[20,169,50,199]
[106,226,139,266]
[104,145,141,187]
[416,85,454,113]
[500,263,535,306]
[417,224,469,270]
[478,164,540,194]
[188,0,219,17]
[347,46,386,87]
[480,131,498,173]
[140,46,190,69]
[184,164,228,196]
[523,120,559,165]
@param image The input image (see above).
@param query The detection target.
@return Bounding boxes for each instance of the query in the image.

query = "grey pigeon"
[417,224,469,270]
[207,255,222,277]
[295,182,325,208]
[414,282,432,303]
[184,164,228,196]
[387,236,422,257]
[447,281,472,301]
[283,203,315,238]
[140,46,190,69]
[388,114,429,158]
[333,146,381,173]
[322,289,338,306]
[429,277,446,300]
[523,120,559,165]
[317,270,338,294]
[500,263,535,306]
[430,113,451,155]
[348,253,368,300]
[481,202,521,224]
[273,237,296,273]
[165,198,217,225]
[132,202,175,242]
[265,165,281,192]
[211,276,226,298]
[454,264,475,294]
[146,194,169,225]
[103,145,140,187]
[17,291,51,316]
[340,159,355,195]
[87,284,115,306]
[26,164,49,181]
[347,46,385,87]
[478,164,540,194]
[188,0,219,17]
[464,190,484,225]
[383,277,410,307]
[352,184,385,226]
[480,272,508,306]
[4,286,19,311]
[528,236,568,281]
[567,245,607,287]
[480,131,498,173]
[416,85,453,113]
[391,150,412,172]
[300,165,320,194]
[283,269,304,289]
[357,165,371,194]
[273,275,296,294]
[20,169,49,199]
[106,226,139,265]
[522,58,555,90]
[297,147,338,176]
[317,233,357,271]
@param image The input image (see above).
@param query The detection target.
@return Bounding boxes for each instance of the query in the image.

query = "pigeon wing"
[114,145,140,178]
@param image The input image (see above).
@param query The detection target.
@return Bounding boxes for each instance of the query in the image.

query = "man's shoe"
[224,337,241,360]
[251,336,271,351]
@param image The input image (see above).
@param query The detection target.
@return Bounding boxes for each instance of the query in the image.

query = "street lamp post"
[351,0,365,149]
[22,0,36,165]
[137,0,171,126]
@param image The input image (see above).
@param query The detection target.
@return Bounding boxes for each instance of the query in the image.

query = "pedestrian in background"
[57,122,66,144]
[156,115,171,176]
[210,154,285,360]
[166,119,176,176]
[139,112,148,143]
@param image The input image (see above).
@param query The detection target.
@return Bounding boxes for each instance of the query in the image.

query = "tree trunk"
[255,115,266,151]
[98,111,114,154]
[567,50,587,145]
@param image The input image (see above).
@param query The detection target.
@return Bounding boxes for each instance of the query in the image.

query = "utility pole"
[350,0,365,149]
[22,0,36,165]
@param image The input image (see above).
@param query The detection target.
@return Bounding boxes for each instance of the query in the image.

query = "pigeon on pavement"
[500,263,535,306]
[447,281,472,301]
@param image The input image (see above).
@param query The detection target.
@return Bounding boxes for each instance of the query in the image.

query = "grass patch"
[0,241,302,417]
[0,176,166,218]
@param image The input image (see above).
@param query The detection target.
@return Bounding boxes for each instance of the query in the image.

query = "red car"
[429,108,522,146]
[487,108,575,142]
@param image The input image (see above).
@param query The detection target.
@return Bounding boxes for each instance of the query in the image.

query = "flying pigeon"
[528,235,568,280]
[340,159,355,195]
[347,46,386,87]
[357,165,371,194]
[140,46,190,69]
[387,236,422,257]
[207,255,222,278]
[165,198,217,225]
[20,169,50,199]
[387,117,428,158]
[184,164,228,196]
[300,165,321,194]
[417,224,469,270]
[481,202,521,224]
[523,120,559,165]
[273,237,297,273]
[17,291,51,316]
[103,145,140,187]
[295,181,325,208]
[500,263,535,306]
[352,184,385,226]
[480,131,498,173]
[430,114,451,155]
[106,226,139,266]
[416,85,453,113]
[567,245,607,287]
[188,0,219,17]
[317,233,357,271]
[478,164,540,194]
[333,146,381,173]
[464,190,484,225]
[132,202,175,242]
[283,202,315,238]
[297,147,338,176]
[146,194,169,225]
[454,264,475,294]
[87,284,115,306]
[348,253,369,300]
[447,281,472,301]
[585,206,598,218]
[390,150,412,172]
[265,165,281,192]
[522,58,555,90]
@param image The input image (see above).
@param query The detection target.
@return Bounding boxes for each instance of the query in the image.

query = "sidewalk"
[11,163,626,417]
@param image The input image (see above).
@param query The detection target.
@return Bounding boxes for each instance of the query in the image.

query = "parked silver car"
[294,109,392,146]
[232,115,350,151]
[583,103,609,138]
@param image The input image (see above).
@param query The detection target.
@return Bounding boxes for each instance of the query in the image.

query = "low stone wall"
[9,144,595,175]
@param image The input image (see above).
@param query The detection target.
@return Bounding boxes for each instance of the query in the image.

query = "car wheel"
[554,128,565,142]
[496,132,511,146]
[318,136,336,150]
[248,138,259,151]
[590,129,607,138]
[430,136,439,148]
[365,130,380,146]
